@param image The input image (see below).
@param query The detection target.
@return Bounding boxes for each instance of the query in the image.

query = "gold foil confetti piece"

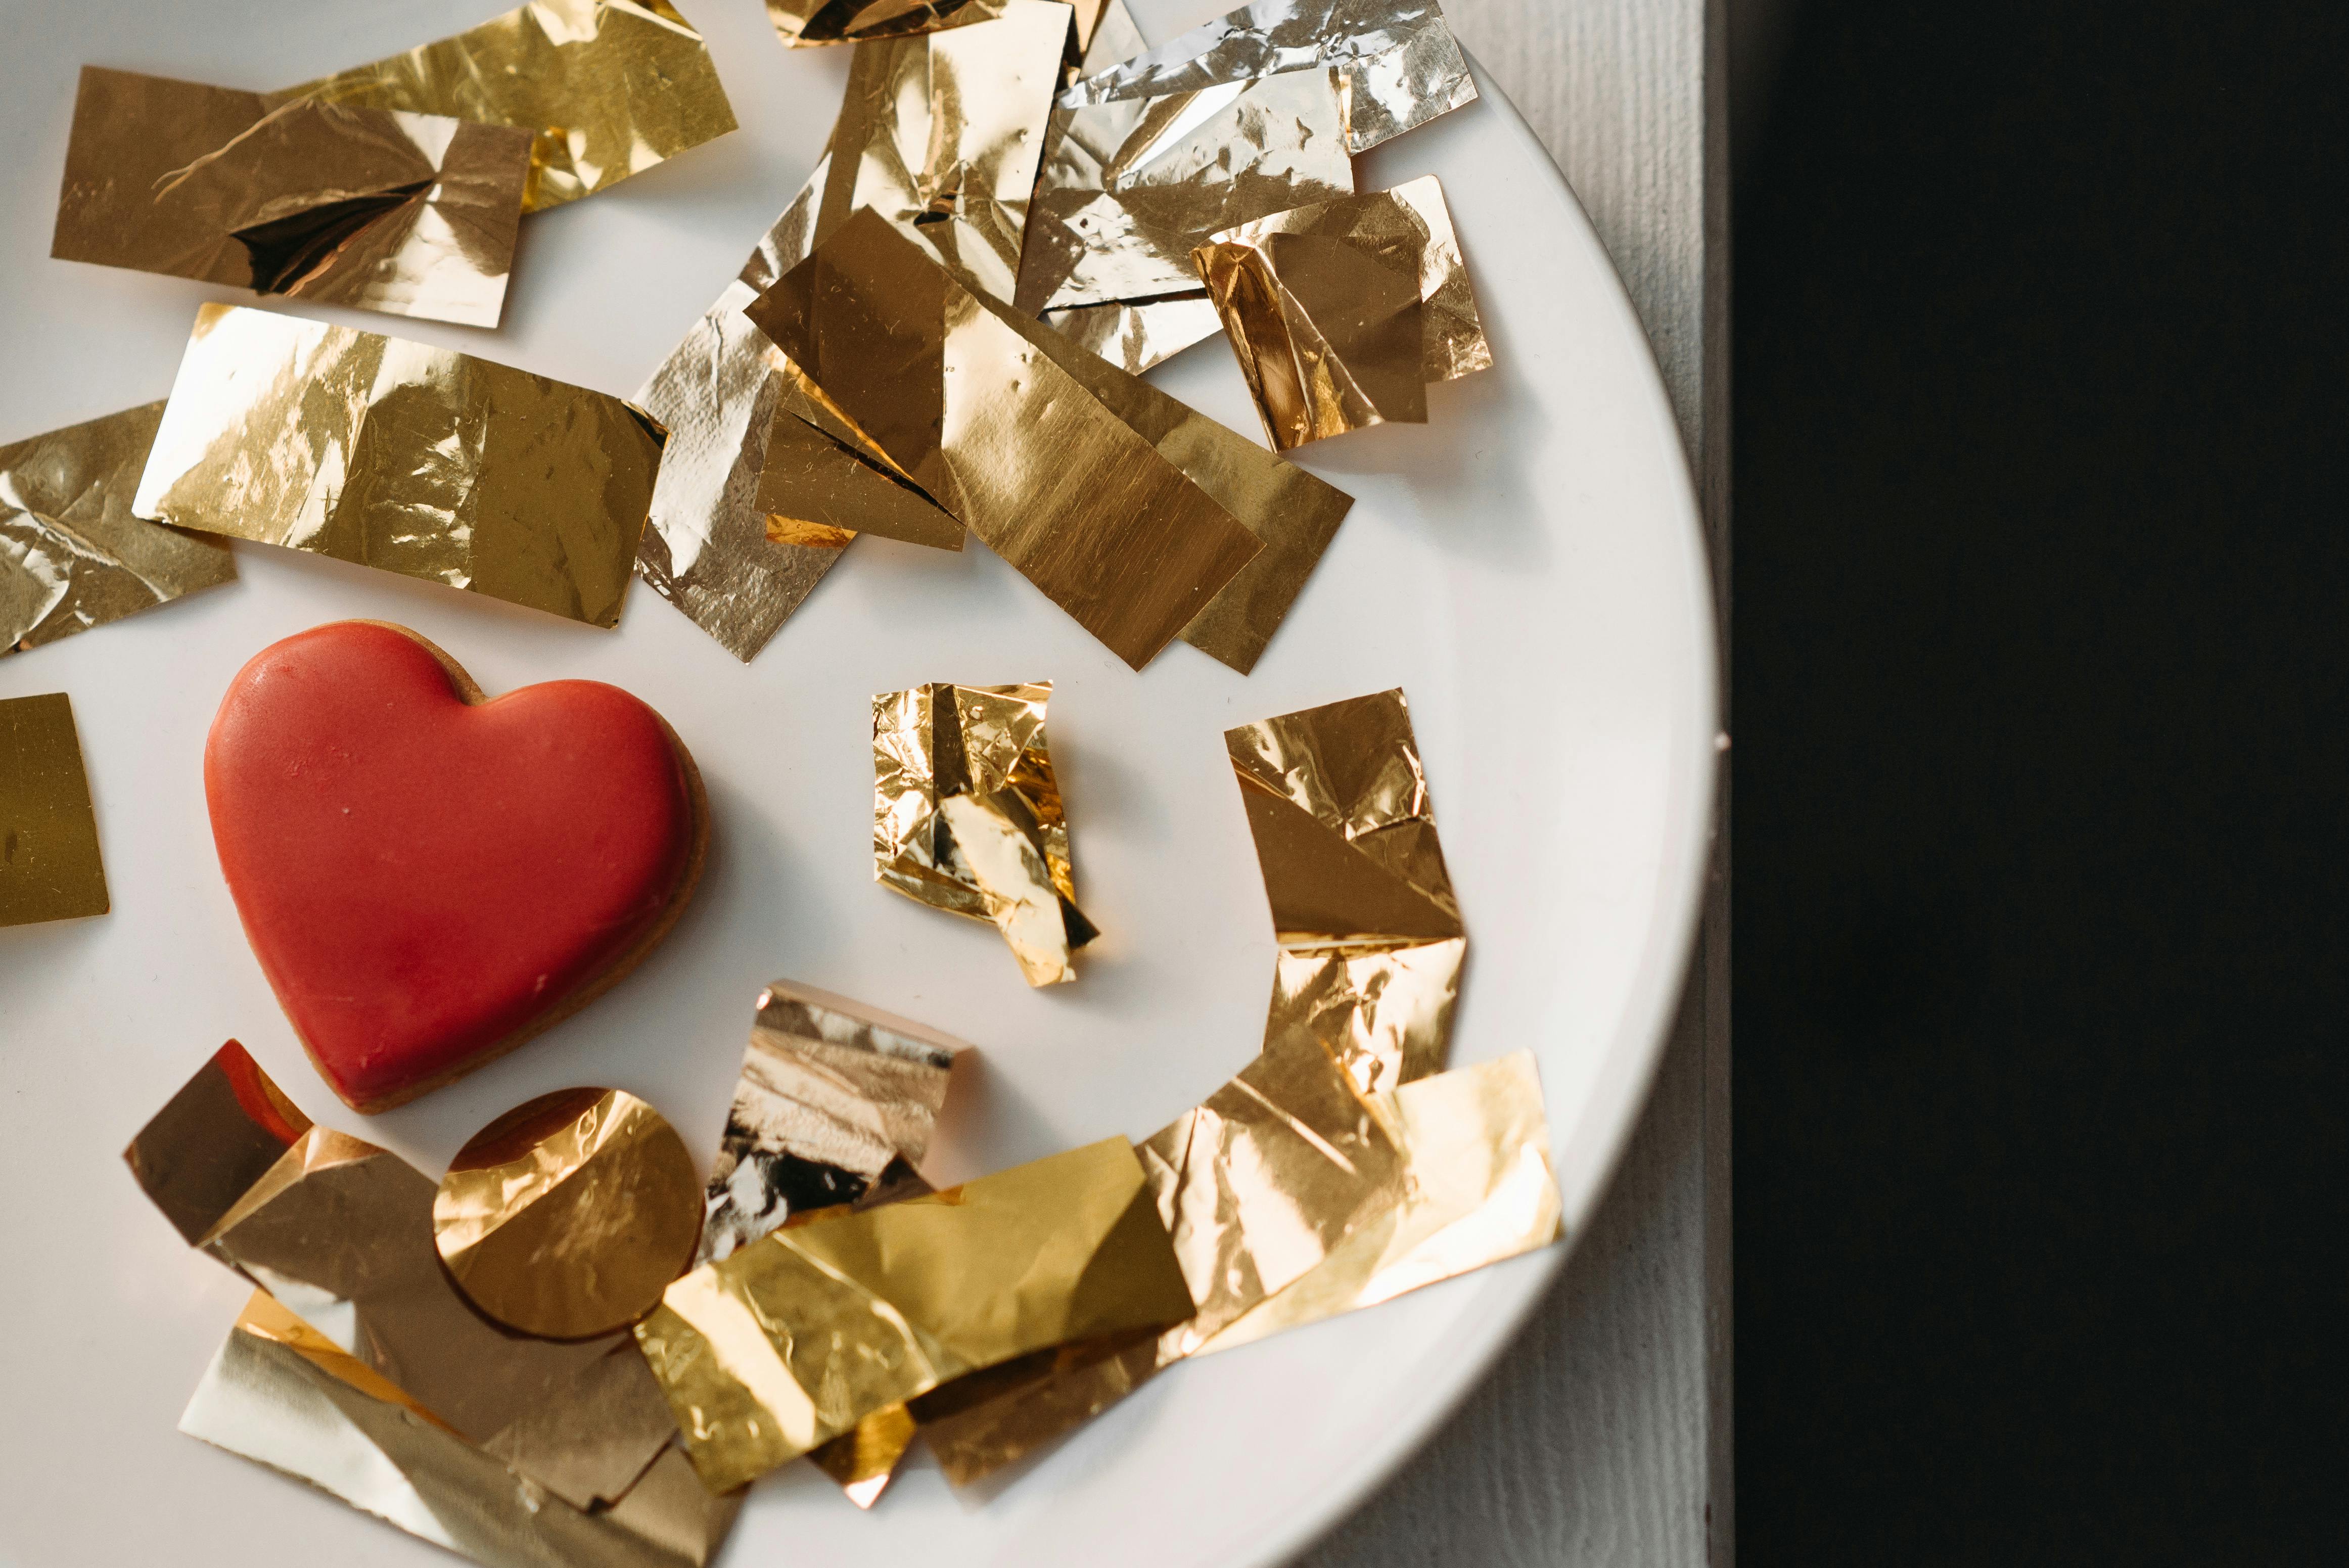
[264,0,739,213]
[910,1329,1162,1484]
[632,1135,1194,1492]
[1015,69,1354,317]
[766,0,1012,48]
[433,1087,702,1340]
[755,404,965,551]
[967,289,1354,671]
[1195,175,1490,449]
[183,1295,742,1568]
[122,1041,309,1246]
[3,403,236,658]
[697,979,965,1268]
[872,681,1100,984]
[1071,0,1147,78]
[1061,0,1477,154]
[482,1343,686,1510]
[0,692,109,927]
[1038,293,1225,373]
[133,303,662,628]
[53,67,531,328]
[1228,686,1463,1096]
[749,210,1263,667]
[807,1403,918,1508]
[1197,1050,1564,1354]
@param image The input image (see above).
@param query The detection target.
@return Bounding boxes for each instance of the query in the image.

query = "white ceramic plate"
[0,3,1716,1564]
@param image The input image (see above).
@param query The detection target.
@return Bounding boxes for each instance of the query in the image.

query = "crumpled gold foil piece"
[697,979,965,1267]
[1228,686,1464,1095]
[633,1135,1194,1491]
[767,0,1012,47]
[873,681,1099,985]
[1036,294,1225,374]
[0,693,109,927]
[134,303,662,627]
[1061,0,1477,154]
[4,403,235,658]
[434,1088,703,1340]
[182,1293,742,1568]
[129,1044,743,1565]
[265,0,739,213]
[1015,69,1354,319]
[749,209,1262,667]
[1195,175,1490,449]
[53,67,530,328]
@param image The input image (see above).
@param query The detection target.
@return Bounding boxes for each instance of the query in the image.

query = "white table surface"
[1297,2,1730,1562]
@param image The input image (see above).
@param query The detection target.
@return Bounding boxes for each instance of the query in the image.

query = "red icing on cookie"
[205,622,704,1111]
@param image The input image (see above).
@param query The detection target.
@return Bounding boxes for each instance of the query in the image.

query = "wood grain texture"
[1294,0,1731,1562]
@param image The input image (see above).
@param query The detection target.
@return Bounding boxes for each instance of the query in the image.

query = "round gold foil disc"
[433,1087,700,1340]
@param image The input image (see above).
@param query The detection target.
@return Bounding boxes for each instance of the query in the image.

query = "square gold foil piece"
[1,693,108,927]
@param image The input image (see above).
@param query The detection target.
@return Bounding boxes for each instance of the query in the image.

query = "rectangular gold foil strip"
[749,209,1263,667]
[633,1135,1194,1491]
[133,303,662,628]
[1195,175,1491,449]
[4,403,236,658]
[264,0,738,213]
[0,692,110,926]
[873,681,1099,984]
[53,67,530,327]
[1061,0,1477,154]
[1015,68,1355,317]
[767,0,1012,48]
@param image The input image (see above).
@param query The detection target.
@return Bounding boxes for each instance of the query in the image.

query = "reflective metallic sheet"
[54,68,530,327]
[134,304,662,627]
[1037,293,1225,373]
[1015,69,1354,316]
[767,0,1011,47]
[0,693,109,927]
[183,1294,741,1568]
[4,403,235,658]
[633,1136,1194,1491]
[1228,686,1464,1095]
[806,1403,918,1508]
[1195,175,1490,449]
[265,0,739,213]
[1061,0,1476,153]
[754,403,964,550]
[1072,0,1147,77]
[912,1330,1162,1484]
[1197,1050,1563,1353]
[748,210,1263,667]
[697,979,964,1268]
[873,680,1099,983]
[967,292,1354,671]
[434,1088,702,1340]
[121,1040,308,1246]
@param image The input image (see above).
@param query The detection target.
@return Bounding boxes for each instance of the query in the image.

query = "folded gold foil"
[697,979,964,1267]
[1038,293,1225,374]
[911,1329,1162,1484]
[133,303,662,627]
[873,681,1100,985]
[633,1135,1194,1491]
[1195,175,1490,448]
[5,403,236,658]
[749,209,1262,667]
[131,1045,743,1564]
[1015,69,1355,318]
[265,0,739,213]
[767,0,1011,47]
[1229,686,1464,1095]
[1062,0,1477,154]
[806,1402,918,1507]
[755,403,965,550]
[53,67,530,327]
[434,1088,702,1340]
[182,1293,741,1568]
[0,693,109,927]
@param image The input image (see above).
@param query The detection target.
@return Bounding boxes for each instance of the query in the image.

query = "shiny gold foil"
[755,403,965,550]
[122,1040,308,1245]
[806,1403,918,1507]
[633,1136,1194,1491]
[0,692,109,927]
[133,303,662,627]
[182,1294,742,1568]
[873,681,1100,984]
[969,293,1355,671]
[767,0,1011,47]
[697,979,964,1267]
[749,209,1263,667]
[1061,0,1477,154]
[3,403,236,658]
[1195,175,1490,448]
[1228,687,1464,1095]
[1072,0,1148,78]
[433,1088,702,1340]
[1015,69,1354,317]
[265,0,739,213]
[53,68,530,328]
[911,1329,1162,1484]
[1038,293,1224,373]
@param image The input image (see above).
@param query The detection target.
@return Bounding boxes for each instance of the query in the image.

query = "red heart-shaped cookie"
[205,621,706,1112]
